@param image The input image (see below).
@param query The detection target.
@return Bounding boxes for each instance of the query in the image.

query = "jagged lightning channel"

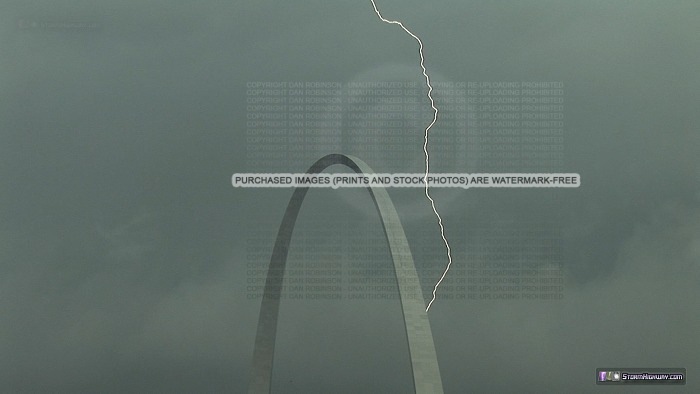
[369,0,453,312]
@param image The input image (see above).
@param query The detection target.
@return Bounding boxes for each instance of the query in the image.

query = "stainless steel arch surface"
[248,154,443,394]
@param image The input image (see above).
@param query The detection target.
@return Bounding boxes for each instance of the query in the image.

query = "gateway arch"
[248,154,443,394]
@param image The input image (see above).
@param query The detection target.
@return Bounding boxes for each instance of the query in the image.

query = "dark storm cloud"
[429,198,699,392]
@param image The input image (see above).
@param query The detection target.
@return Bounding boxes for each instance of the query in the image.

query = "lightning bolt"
[369,0,453,312]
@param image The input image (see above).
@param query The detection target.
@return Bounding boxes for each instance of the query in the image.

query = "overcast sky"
[1,0,698,392]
